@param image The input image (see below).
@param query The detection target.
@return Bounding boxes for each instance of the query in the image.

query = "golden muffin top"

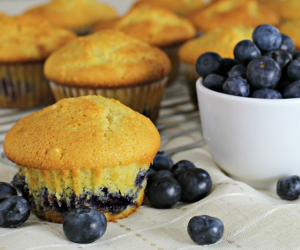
[187,0,279,32]
[94,4,196,47]
[0,15,77,63]
[132,0,207,16]
[259,0,300,21]
[0,12,6,18]
[179,26,253,65]
[4,95,161,171]
[24,0,118,30]
[44,30,171,87]
[278,20,300,50]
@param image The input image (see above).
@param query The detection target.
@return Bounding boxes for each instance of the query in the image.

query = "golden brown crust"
[179,26,253,65]
[94,4,196,47]
[44,30,171,87]
[278,20,300,50]
[24,0,118,30]
[4,95,161,171]
[132,0,207,16]
[259,0,300,21]
[187,0,279,32]
[0,15,77,63]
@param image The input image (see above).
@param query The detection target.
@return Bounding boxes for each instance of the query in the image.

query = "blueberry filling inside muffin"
[12,169,147,221]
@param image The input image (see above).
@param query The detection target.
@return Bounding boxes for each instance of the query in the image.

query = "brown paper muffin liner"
[15,163,149,223]
[163,44,181,86]
[50,77,168,123]
[181,62,199,108]
[0,62,54,108]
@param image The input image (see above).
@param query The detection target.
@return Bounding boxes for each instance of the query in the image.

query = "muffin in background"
[0,12,6,18]
[178,26,253,106]
[278,20,300,50]
[259,0,300,22]
[24,0,118,35]
[0,15,77,109]
[132,0,208,16]
[94,4,196,85]
[187,0,279,32]
[44,30,171,123]
[4,95,160,223]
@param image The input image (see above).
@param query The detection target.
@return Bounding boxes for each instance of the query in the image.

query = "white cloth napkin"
[1,129,299,250]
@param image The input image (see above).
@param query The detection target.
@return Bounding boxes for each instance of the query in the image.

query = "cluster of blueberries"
[146,151,224,245]
[0,181,107,243]
[196,24,300,99]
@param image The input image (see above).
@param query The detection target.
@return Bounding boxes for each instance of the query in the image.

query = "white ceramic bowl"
[196,78,300,189]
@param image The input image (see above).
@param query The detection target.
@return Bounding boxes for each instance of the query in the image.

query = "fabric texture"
[1,116,299,249]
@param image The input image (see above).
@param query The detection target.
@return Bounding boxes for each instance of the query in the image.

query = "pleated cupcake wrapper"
[181,62,199,107]
[50,77,167,123]
[163,44,181,86]
[0,62,54,108]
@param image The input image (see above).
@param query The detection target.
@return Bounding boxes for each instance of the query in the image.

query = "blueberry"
[203,74,226,91]
[280,34,295,54]
[218,58,237,76]
[264,49,292,69]
[170,160,196,179]
[187,215,224,245]
[287,59,300,82]
[150,151,173,171]
[283,81,300,98]
[63,207,107,243]
[234,40,261,65]
[223,76,250,97]
[252,24,282,52]
[246,56,281,89]
[195,52,223,78]
[227,65,247,78]
[276,74,291,93]
[293,51,300,60]
[147,177,181,208]
[177,168,212,202]
[152,170,174,183]
[145,168,156,192]
[276,176,300,200]
[0,182,17,201]
[0,196,30,228]
[251,88,283,99]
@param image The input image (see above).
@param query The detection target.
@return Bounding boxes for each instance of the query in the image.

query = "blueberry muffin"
[259,0,300,21]
[0,15,76,109]
[24,0,118,35]
[4,95,160,223]
[94,4,196,85]
[187,0,279,32]
[278,20,300,50]
[132,0,207,16]
[178,26,253,106]
[44,30,171,123]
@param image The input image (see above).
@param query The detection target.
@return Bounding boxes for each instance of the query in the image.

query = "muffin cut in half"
[44,30,171,123]
[4,95,160,223]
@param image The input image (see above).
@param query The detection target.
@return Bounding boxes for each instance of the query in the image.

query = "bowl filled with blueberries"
[196,24,300,189]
